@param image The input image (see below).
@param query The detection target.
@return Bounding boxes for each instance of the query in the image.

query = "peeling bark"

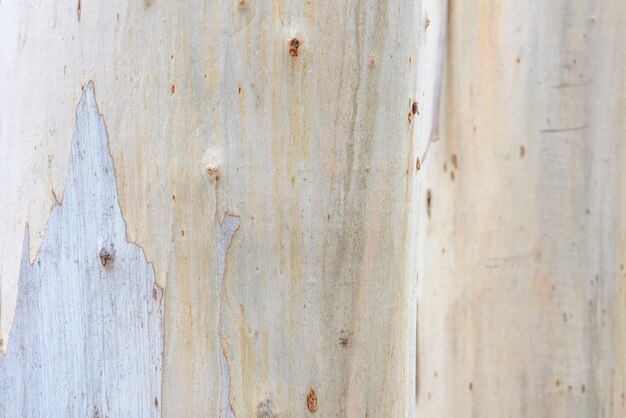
[0,84,163,417]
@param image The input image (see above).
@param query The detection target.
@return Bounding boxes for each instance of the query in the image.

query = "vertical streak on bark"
[216,213,240,418]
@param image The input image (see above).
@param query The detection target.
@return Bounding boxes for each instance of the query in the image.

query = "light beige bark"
[417,1,626,417]
[1,0,421,416]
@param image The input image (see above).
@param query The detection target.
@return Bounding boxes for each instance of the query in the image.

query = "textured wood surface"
[0,84,163,417]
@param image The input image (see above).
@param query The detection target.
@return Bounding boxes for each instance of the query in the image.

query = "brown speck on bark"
[306,389,318,413]
[172,194,176,200]
[77,0,81,21]
[469,382,473,391]
[238,86,242,94]
[451,154,458,169]
[412,101,419,115]
[516,56,521,64]
[426,189,432,218]
[171,84,175,94]
[520,145,525,158]
[416,157,421,171]
[181,230,185,237]
[99,248,113,267]
[582,385,586,394]
[450,171,455,181]
[154,397,159,407]
[339,330,351,347]
[289,38,301,57]
[425,15,430,29]
[368,53,376,68]
[556,379,561,387]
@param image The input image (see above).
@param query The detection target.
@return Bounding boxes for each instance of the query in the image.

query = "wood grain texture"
[0,84,163,417]
[417,1,626,417]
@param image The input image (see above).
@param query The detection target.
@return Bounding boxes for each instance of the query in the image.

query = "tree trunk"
[417,1,626,417]
[3,0,625,417]
[0,0,421,416]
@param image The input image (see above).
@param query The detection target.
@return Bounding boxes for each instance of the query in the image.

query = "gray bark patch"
[0,83,163,417]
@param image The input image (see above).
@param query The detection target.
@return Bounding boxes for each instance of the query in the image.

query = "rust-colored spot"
[306,389,317,413]
[289,38,301,57]
[426,189,432,218]
[238,86,242,94]
[451,154,458,169]
[99,248,113,267]
[520,145,525,158]
[171,84,175,94]
[368,53,376,68]
[181,230,185,237]
[416,157,421,171]
[412,101,419,115]
[172,194,176,200]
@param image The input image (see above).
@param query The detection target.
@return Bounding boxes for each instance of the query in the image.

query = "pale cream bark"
[417,1,626,417]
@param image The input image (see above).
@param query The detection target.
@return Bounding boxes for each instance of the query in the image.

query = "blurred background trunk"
[417,1,626,417]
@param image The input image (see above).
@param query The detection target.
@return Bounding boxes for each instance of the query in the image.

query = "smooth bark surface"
[1,0,422,416]
[417,1,626,417]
